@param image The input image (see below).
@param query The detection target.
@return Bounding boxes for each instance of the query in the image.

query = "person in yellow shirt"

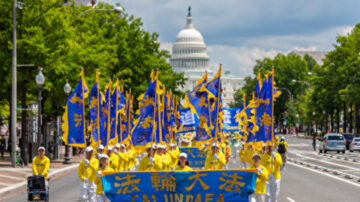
[238,145,247,168]
[96,145,105,160]
[32,147,50,179]
[78,146,99,202]
[153,144,164,170]
[249,153,269,202]
[95,154,113,202]
[126,145,137,171]
[224,140,232,169]
[138,144,157,171]
[245,145,255,168]
[109,146,119,172]
[204,142,226,170]
[262,144,283,202]
[161,145,172,170]
[117,144,129,171]
[169,143,180,169]
[175,153,192,171]
[180,138,190,147]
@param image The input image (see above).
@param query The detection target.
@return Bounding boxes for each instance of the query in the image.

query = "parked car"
[343,133,355,150]
[349,137,360,152]
[319,133,346,153]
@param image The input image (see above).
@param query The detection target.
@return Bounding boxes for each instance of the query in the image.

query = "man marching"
[78,146,99,202]
[262,144,282,202]
[204,142,226,170]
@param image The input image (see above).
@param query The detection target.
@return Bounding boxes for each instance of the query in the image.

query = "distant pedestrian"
[312,135,317,151]
[0,136,5,158]
[277,137,287,170]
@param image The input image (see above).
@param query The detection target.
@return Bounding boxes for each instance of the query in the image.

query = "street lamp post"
[312,111,316,135]
[322,110,326,132]
[296,113,299,135]
[35,68,45,149]
[63,80,72,164]
[348,107,353,133]
[292,79,311,88]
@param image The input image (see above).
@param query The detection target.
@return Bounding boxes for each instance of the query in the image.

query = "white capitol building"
[170,7,244,106]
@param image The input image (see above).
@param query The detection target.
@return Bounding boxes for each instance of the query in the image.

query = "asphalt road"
[6,135,360,202]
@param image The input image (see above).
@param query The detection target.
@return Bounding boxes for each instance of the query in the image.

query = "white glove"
[84,178,88,183]
[84,159,90,164]
[271,152,276,158]
[97,171,102,177]
[214,154,219,160]
[257,168,262,174]
[150,157,155,163]
[269,174,274,180]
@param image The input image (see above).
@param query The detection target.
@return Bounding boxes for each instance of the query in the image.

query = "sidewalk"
[0,152,83,197]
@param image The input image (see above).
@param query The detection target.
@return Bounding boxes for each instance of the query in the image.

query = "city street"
[4,135,360,202]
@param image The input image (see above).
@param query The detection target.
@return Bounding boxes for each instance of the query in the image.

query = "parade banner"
[223,108,242,132]
[179,147,208,167]
[177,108,198,134]
[102,170,257,202]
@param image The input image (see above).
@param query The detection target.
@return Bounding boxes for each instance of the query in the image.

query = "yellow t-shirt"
[153,154,164,170]
[175,165,193,171]
[95,166,114,194]
[204,152,226,170]
[32,156,50,179]
[261,152,283,179]
[249,165,269,194]
[117,152,129,171]
[78,157,99,183]
[138,156,156,171]
[109,153,119,172]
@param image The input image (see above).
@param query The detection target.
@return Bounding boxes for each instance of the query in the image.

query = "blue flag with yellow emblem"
[62,68,89,148]
[100,81,112,147]
[131,73,157,147]
[89,71,102,146]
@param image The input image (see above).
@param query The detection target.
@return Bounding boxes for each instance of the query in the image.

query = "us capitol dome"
[170,7,244,106]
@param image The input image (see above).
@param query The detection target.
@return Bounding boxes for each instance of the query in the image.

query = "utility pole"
[11,0,17,167]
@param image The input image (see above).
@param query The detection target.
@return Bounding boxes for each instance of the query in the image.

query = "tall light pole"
[10,0,18,167]
[35,68,45,148]
[63,80,72,164]
[292,79,311,88]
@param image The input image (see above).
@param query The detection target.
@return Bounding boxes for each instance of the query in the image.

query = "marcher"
[278,137,288,170]
[117,144,129,171]
[238,145,247,168]
[262,145,282,202]
[224,140,231,169]
[249,153,269,202]
[78,146,99,202]
[96,145,105,160]
[95,154,113,202]
[32,147,50,179]
[175,153,192,171]
[204,142,226,170]
[138,144,157,171]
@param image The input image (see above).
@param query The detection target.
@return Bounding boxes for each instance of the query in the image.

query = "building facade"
[170,7,244,106]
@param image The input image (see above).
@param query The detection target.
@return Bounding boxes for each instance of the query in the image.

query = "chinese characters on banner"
[177,108,198,134]
[102,170,257,202]
[179,147,208,167]
[223,107,242,132]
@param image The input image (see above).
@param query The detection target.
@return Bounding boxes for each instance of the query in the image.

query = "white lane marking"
[288,162,360,188]
[289,151,360,171]
[287,197,296,202]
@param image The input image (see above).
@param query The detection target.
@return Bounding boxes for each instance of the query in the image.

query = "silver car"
[319,133,346,153]
[349,137,360,152]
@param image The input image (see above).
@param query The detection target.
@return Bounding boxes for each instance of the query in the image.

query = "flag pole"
[214,64,222,142]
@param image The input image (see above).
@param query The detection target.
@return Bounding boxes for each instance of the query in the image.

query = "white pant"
[96,194,107,202]
[249,194,265,202]
[245,162,250,168]
[80,182,96,202]
[266,179,281,202]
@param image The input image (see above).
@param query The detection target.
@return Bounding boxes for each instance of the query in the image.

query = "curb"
[0,164,78,196]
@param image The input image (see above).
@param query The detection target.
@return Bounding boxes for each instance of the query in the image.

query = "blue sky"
[103,0,360,76]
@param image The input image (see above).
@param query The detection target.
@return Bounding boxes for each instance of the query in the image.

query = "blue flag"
[62,69,89,148]
[131,77,157,147]
[223,107,243,132]
[100,82,111,147]
[89,72,102,146]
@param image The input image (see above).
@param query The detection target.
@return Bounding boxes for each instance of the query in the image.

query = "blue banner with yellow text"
[223,108,242,132]
[179,147,208,167]
[102,170,257,202]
